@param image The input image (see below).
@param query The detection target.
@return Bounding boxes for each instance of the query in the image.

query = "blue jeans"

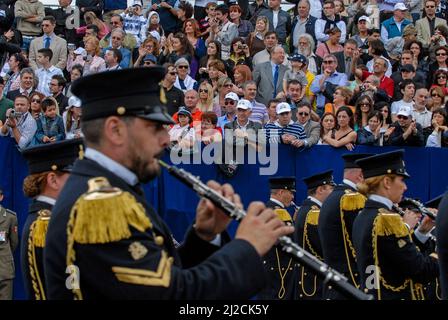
[21,36,35,53]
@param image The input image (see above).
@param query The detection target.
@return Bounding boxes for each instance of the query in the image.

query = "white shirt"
[36,65,64,96]
[269,198,285,208]
[273,9,279,29]
[308,196,322,207]
[391,99,414,115]
[369,194,393,210]
[342,179,358,191]
[412,108,432,129]
[36,195,56,205]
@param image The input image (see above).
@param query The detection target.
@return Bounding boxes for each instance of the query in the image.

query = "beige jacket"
[14,0,45,36]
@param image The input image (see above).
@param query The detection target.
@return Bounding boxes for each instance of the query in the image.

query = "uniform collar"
[36,195,56,206]
[269,198,285,208]
[85,148,139,186]
[369,194,393,210]
[307,196,322,207]
[342,179,358,190]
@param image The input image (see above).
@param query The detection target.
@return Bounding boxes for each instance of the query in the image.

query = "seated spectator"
[203,59,227,93]
[233,65,252,93]
[431,70,448,96]
[145,11,165,39]
[357,110,386,146]
[104,48,123,71]
[385,106,425,146]
[63,96,82,140]
[68,36,106,75]
[198,41,222,80]
[315,27,344,59]
[83,11,110,39]
[265,98,280,125]
[197,81,218,114]
[428,86,445,112]
[354,95,375,130]
[102,29,132,69]
[282,79,312,121]
[64,64,83,98]
[174,58,198,93]
[391,79,416,122]
[201,112,222,145]
[426,108,448,147]
[350,74,391,106]
[241,80,267,124]
[213,77,234,115]
[247,16,269,56]
[227,38,252,71]
[161,63,184,115]
[321,106,357,150]
[317,112,336,145]
[50,75,69,111]
[172,90,203,130]
[29,92,45,120]
[3,53,29,95]
[134,36,161,67]
[377,101,393,132]
[35,48,64,97]
[99,14,136,51]
[120,3,146,47]
[160,33,194,66]
[264,102,306,148]
[169,107,196,153]
[324,86,353,115]
[6,68,38,101]
[198,2,217,38]
[31,97,65,146]
[0,95,37,150]
[297,33,320,75]
[296,102,321,148]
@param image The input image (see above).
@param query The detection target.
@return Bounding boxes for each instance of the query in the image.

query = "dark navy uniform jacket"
[257,199,296,300]
[319,183,363,299]
[44,157,267,299]
[353,198,439,300]
[20,199,53,300]
[294,197,323,300]
[437,192,448,299]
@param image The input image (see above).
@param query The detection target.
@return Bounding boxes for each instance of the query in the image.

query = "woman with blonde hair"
[66,36,106,75]
[134,36,161,67]
[353,150,439,300]
[324,86,354,114]
[83,11,110,39]
[197,81,216,113]
[247,16,269,56]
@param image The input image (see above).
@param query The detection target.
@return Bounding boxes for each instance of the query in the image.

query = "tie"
[44,36,51,49]
[273,64,279,98]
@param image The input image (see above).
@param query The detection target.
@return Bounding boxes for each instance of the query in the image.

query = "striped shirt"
[264,120,306,144]
[0,112,37,149]
[248,99,268,124]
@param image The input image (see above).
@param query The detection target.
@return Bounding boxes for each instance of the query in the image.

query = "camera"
[360,84,366,91]
[8,110,23,120]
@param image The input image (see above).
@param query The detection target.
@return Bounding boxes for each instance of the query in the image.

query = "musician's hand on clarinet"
[402,208,420,230]
[418,209,437,234]
[195,181,239,241]
[235,202,294,256]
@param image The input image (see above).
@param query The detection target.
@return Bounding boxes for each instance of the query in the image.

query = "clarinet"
[403,197,437,221]
[159,160,373,301]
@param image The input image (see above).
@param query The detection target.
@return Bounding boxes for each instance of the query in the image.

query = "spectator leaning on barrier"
[0,95,37,149]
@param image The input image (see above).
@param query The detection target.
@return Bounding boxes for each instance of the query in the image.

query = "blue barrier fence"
[1,137,447,299]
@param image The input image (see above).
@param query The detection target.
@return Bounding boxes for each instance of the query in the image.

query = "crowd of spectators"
[1,0,448,152]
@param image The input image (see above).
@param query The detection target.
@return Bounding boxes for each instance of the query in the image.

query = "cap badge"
[117,106,126,115]
[51,165,58,171]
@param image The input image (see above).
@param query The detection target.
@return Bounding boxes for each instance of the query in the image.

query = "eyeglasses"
[199,89,208,93]
[177,65,188,69]
[224,100,235,105]
[323,60,334,64]
[169,72,177,76]
[436,52,447,56]
[432,93,442,97]
[298,112,310,116]
[31,99,41,103]
[397,115,409,120]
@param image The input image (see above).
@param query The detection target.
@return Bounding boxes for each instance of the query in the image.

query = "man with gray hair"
[296,34,320,75]
[6,68,37,101]
[290,0,318,52]
[253,46,288,107]
[242,81,268,124]
[102,28,132,69]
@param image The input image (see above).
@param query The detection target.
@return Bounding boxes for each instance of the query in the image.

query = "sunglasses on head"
[224,100,235,105]
[397,115,409,120]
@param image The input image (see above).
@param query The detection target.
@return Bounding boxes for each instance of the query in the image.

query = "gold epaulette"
[70,177,152,244]
[340,190,366,212]
[31,209,51,248]
[274,208,293,222]
[305,206,320,226]
[373,209,409,238]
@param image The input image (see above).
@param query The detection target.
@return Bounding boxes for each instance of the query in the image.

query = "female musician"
[352,150,439,300]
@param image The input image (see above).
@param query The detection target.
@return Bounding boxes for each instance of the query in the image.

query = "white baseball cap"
[67,96,82,109]
[358,15,370,24]
[224,92,239,101]
[236,99,252,110]
[394,3,408,11]
[74,47,87,57]
[397,106,412,117]
[149,30,161,42]
[276,102,292,115]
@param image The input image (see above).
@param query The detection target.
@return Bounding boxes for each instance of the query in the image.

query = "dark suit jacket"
[44,157,267,299]
[6,89,37,102]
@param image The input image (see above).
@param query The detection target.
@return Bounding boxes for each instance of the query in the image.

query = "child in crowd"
[32,98,65,145]
[283,53,308,99]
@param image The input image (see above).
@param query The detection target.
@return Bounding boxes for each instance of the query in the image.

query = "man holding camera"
[120,1,147,48]
[0,95,37,150]
[416,0,447,48]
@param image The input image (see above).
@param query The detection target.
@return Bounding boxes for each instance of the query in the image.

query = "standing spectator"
[50,75,69,110]
[0,78,13,124]
[150,0,181,36]
[321,106,357,150]
[311,54,348,116]
[48,0,77,44]
[198,2,217,38]
[291,0,317,52]
[242,80,267,124]
[0,95,37,149]
[31,97,65,145]
[14,0,45,53]
[247,16,269,56]
[351,15,370,49]
[0,188,18,300]
[184,19,206,78]
[35,48,64,96]
[253,45,288,107]
[416,0,447,48]
[386,106,425,146]
[100,14,136,51]
[380,3,412,44]
[161,63,184,115]
[120,1,146,47]
[145,11,165,39]
[77,0,104,22]
[315,0,346,45]
[175,1,194,33]
[260,0,291,46]
[102,28,132,69]
[63,96,82,140]
[229,4,253,38]
[296,102,320,148]
[315,27,344,59]
[207,4,238,60]
[29,16,67,70]
[247,0,269,26]
[194,0,217,23]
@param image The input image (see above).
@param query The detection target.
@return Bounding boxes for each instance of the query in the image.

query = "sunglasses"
[436,52,447,56]
[437,76,447,79]
[199,89,208,93]
[31,99,41,103]
[298,112,309,116]
[359,103,371,107]
[432,93,442,97]
[397,115,409,120]
[224,100,235,105]
[224,84,233,88]
[323,60,334,64]
[177,65,189,69]
[169,72,177,75]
